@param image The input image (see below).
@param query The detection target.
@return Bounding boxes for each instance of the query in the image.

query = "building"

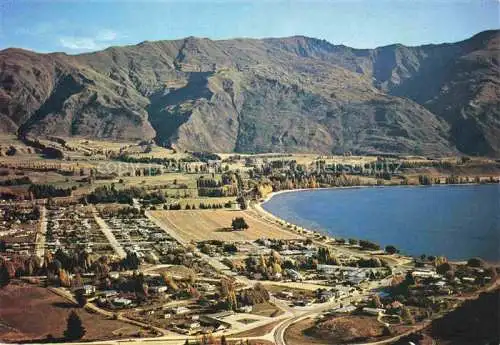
[318,290,335,303]
[102,290,118,298]
[411,269,439,279]
[238,305,253,313]
[285,269,303,281]
[113,297,132,307]
[81,284,96,296]
[362,307,385,316]
[333,305,357,313]
[173,306,190,315]
[149,286,168,294]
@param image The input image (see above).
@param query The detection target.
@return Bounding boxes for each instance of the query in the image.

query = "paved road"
[92,205,127,259]
[34,205,47,259]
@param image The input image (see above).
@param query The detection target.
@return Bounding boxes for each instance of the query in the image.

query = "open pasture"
[149,209,301,242]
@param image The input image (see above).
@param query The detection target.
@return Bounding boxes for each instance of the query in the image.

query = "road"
[91,205,127,259]
[49,287,171,337]
[273,293,366,345]
[34,205,47,259]
[145,210,231,272]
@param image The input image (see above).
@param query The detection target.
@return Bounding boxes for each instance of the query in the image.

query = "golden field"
[149,209,301,242]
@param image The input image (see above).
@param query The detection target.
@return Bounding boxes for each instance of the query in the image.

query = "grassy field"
[149,210,301,242]
[250,302,284,317]
[0,283,149,343]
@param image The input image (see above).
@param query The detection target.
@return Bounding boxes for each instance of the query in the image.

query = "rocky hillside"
[0,30,498,156]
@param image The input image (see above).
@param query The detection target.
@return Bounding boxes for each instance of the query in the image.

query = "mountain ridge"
[1,30,498,156]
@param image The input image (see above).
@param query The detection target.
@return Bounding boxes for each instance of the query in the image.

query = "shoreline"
[254,184,500,265]
[259,182,499,205]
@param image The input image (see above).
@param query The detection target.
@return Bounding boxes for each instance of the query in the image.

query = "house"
[432,281,447,288]
[173,306,190,315]
[252,272,263,280]
[113,297,132,307]
[149,286,168,294]
[363,307,385,316]
[278,291,294,299]
[318,290,335,303]
[333,305,357,313]
[238,305,253,313]
[317,264,338,275]
[347,272,366,285]
[186,322,200,330]
[81,284,96,296]
[293,300,312,307]
[102,290,118,298]
[285,269,303,281]
[332,286,350,298]
[412,269,439,279]
[229,201,240,210]
[197,283,216,292]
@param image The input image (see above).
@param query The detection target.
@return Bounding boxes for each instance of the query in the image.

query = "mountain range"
[0,30,499,156]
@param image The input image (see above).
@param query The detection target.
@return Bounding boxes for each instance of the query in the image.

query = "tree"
[0,264,10,288]
[64,311,86,340]
[236,196,247,210]
[385,245,398,254]
[370,294,383,308]
[402,307,415,325]
[75,289,87,307]
[436,262,452,275]
[359,239,380,251]
[59,269,71,287]
[467,257,485,268]
[232,217,249,231]
[434,256,448,267]
[418,175,432,185]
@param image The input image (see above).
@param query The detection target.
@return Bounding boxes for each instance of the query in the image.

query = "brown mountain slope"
[0,31,498,156]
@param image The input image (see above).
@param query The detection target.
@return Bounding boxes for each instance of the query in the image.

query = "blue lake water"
[262,184,500,261]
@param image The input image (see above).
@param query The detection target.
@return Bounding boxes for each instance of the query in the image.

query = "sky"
[0,0,498,54]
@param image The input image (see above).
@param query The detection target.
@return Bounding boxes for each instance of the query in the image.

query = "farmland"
[149,210,301,242]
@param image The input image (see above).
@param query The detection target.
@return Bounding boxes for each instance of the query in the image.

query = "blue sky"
[0,0,498,54]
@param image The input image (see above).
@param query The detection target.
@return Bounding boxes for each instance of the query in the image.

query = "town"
[1,137,499,345]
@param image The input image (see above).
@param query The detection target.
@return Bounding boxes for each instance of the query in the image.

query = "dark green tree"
[64,311,86,340]
[232,217,249,231]
[75,289,87,307]
[385,245,398,254]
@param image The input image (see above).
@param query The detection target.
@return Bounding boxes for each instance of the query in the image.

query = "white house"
[113,297,132,306]
[149,286,168,294]
[81,284,96,296]
[363,307,385,316]
[173,306,190,315]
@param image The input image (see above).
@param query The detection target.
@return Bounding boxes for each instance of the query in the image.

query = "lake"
[262,184,500,261]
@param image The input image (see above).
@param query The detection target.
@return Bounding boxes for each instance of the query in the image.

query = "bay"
[262,184,500,261]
